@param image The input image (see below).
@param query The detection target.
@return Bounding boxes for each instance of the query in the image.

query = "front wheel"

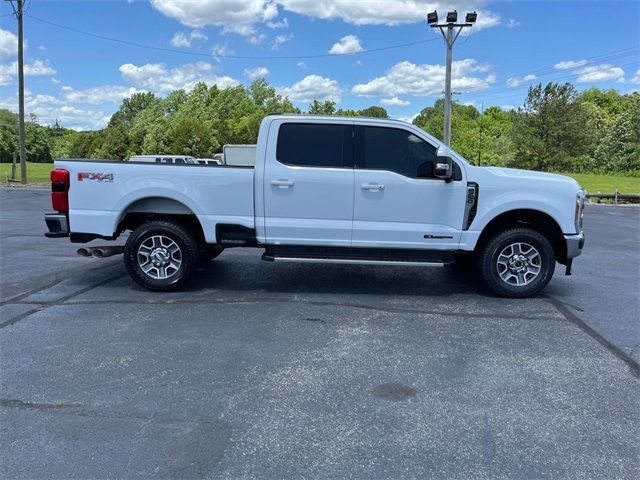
[124,220,200,291]
[479,227,555,298]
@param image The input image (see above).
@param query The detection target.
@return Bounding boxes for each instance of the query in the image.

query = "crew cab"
[44,115,585,297]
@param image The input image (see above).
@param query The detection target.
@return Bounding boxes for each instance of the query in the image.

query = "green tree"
[594,99,640,175]
[358,106,389,118]
[511,82,591,171]
[308,100,337,115]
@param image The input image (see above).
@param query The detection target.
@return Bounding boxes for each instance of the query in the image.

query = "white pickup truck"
[44,114,585,297]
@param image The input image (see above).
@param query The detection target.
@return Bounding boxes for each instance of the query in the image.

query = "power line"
[460,46,639,97]
[463,60,639,103]
[25,13,440,60]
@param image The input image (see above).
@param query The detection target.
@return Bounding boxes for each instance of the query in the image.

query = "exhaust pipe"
[92,246,124,258]
[77,247,95,257]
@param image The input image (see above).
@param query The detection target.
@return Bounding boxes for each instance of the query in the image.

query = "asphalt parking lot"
[1,187,639,479]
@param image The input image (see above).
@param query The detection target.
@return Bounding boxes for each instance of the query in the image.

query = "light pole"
[5,0,27,183]
[428,10,477,146]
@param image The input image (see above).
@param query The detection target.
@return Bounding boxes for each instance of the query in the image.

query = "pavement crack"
[545,296,640,379]
[0,272,127,329]
[29,297,562,322]
[0,398,83,410]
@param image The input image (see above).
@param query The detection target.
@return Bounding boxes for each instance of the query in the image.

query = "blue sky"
[0,0,638,130]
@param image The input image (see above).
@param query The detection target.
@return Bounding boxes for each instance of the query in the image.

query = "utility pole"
[428,10,477,146]
[477,100,484,166]
[5,0,27,184]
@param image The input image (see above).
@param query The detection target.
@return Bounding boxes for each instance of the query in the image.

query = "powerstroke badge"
[77,172,114,182]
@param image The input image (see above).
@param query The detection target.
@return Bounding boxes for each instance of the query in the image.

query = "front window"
[359,126,438,178]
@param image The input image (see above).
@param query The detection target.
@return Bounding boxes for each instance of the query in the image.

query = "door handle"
[361,183,384,191]
[271,179,294,188]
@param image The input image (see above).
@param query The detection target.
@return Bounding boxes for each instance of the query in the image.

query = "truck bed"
[55,159,255,243]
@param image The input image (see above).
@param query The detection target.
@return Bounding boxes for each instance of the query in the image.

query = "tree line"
[0,79,638,176]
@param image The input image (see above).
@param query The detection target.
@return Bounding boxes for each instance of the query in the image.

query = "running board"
[262,255,449,267]
[262,246,454,267]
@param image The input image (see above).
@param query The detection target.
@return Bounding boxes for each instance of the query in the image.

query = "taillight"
[51,168,70,212]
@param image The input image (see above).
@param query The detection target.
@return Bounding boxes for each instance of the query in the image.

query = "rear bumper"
[44,213,69,238]
[564,231,585,259]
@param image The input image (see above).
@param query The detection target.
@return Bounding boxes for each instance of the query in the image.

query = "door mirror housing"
[434,145,454,181]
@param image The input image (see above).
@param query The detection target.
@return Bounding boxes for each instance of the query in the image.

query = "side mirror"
[434,145,454,181]
[434,160,452,181]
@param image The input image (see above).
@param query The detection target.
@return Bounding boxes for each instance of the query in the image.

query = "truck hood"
[479,166,581,190]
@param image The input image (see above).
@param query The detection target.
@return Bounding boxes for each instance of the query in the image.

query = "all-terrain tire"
[124,220,200,291]
[478,227,555,298]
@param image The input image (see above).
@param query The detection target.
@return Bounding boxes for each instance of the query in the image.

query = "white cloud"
[381,96,410,106]
[278,74,341,103]
[506,73,536,88]
[0,28,20,60]
[61,85,140,104]
[329,35,363,55]
[150,0,278,35]
[212,43,233,61]
[279,1,491,27]
[575,64,625,83]
[272,33,293,50]
[267,17,289,28]
[554,59,588,70]
[170,33,190,48]
[0,92,110,130]
[0,60,56,86]
[396,112,418,123]
[150,1,503,33]
[297,61,307,69]
[244,66,270,80]
[119,61,239,94]
[630,69,640,85]
[248,33,267,45]
[170,30,208,48]
[505,18,520,28]
[352,59,495,97]
[471,9,501,31]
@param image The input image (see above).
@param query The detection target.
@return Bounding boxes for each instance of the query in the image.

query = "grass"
[2,163,639,193]
[559,172,640,193]
[2,162,54,184]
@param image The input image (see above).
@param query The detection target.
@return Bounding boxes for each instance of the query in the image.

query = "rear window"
[276,123,352,168]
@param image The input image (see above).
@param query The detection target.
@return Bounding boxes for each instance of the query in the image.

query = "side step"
[262,246,454,267]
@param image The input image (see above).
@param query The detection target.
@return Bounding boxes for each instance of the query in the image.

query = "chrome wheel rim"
[137,235,182,280]
[496,242,541,287]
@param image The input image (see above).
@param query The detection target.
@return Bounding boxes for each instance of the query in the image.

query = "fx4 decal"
[78,172,114,182]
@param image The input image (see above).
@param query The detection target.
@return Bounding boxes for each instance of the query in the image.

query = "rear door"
[263,120,354,246]
[352,124,467,250]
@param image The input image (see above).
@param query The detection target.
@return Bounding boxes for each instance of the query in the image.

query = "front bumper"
[564,231,585,259]
[44,213,69,238]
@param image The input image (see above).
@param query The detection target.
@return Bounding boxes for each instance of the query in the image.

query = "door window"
[357,126,438,178]
[276,123,353,168]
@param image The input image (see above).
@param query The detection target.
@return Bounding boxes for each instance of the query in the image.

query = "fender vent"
[463,182,479,230]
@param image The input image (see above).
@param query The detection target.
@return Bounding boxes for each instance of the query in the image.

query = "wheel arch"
[117,196,207,246]
[475,208,567,262]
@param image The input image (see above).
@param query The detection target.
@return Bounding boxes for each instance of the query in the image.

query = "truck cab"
[44,115,585,297]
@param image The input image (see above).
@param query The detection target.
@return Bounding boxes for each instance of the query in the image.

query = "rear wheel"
[479,227,555,298]
[124,220,200,291]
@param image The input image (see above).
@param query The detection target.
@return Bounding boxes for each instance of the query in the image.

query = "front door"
[352,125,467,250]
[263,121,354,246]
